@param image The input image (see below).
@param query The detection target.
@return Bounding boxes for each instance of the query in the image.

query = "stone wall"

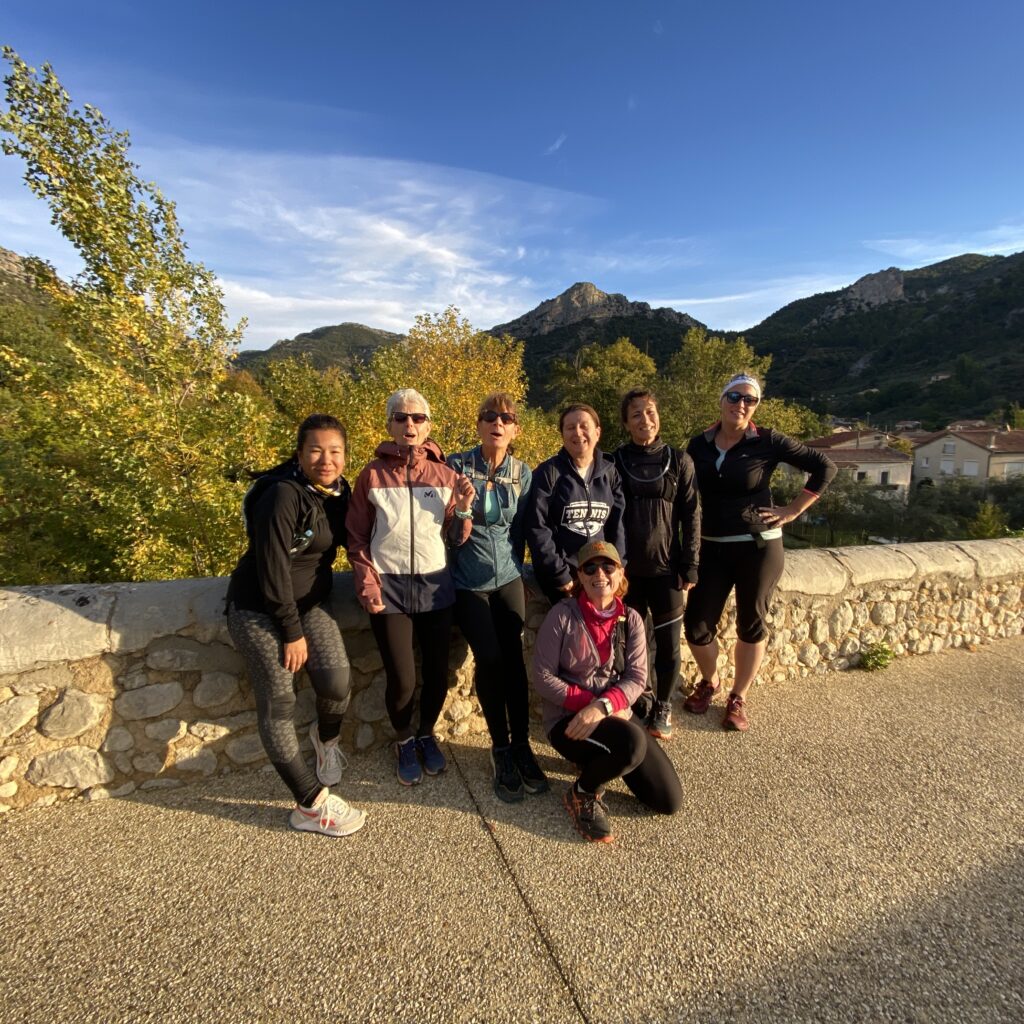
[1,539,1022,814]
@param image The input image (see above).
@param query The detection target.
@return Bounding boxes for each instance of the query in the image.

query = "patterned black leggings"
[227,602,351,806]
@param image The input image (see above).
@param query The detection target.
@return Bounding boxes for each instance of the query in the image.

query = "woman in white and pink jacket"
[533,540,682,843]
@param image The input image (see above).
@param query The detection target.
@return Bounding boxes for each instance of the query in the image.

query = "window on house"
[942,442,956,454]
[940,459,955,474]
[1005,462,1024,477]
[856,471,867,482]
[880,471,890,484]
[963,460,979,477]
[921,456,930,468]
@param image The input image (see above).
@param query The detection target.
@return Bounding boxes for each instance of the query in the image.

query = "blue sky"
[2,1,1022,348]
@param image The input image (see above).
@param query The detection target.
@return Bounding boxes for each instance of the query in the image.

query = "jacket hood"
[374,438,447,463]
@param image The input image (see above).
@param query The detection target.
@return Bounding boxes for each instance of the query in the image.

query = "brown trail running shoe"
[563,782,614,843]
[683,679,721,715]
[722,692,749,732]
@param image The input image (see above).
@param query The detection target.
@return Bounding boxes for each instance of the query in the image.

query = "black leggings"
[227,602,351,806]
[370,606,453,740]
[549,714,682,814]
[454,579,529,748]
[684,537,784,646]
[624,575,685,702]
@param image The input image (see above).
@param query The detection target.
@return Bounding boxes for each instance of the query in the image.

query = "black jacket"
[525,448,626,590]
[686,424,836,538]
[614,440,700,582]
[226,464,350,641]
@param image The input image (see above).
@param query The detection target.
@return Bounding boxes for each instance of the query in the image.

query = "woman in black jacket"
[526,403,626,606]
[614,388,700,740]
[225,413,365,837]
[683,375,836,732]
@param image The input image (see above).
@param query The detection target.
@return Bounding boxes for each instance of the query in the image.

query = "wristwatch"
[597,697,613,717]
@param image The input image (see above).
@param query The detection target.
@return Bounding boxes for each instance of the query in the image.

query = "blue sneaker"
[395,737,422,786]
[415,734,447,776]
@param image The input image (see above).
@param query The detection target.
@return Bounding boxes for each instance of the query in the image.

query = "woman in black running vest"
[682,375,836,732]
[226,414,366,838]
[614,388,700,741]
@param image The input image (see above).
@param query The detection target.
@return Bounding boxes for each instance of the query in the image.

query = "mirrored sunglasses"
[479,410,517,424]
[724,391,759,406]
[580,559,620,576]
[392,412,429,424]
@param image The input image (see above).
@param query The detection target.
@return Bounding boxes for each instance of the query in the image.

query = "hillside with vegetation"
[742,253,1024,426]
[235,321,402,374]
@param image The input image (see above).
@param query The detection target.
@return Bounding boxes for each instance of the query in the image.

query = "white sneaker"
[309,721,347,786]
[289,787,366,837]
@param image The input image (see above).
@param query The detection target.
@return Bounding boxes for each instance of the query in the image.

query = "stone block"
[0,755,18,781]
[897,542,976,579]
[119,664,152,691]
[145,637,244,674]
[114,682,184,721]
[145,719,187,743]
[25,747,114,789]
[0,585,115,674]
[0,694,39,738]
[828,547,915,586]
[193,672,238,709]
[133,752,167,774]
[352,650,383,674]
[0,781,16,798]
[870,602,897,626]
[140,778,182,791]
[38,691,109,739]
[85,781,138,801]
[779,549,848,595]
[4,664,73,695]
[174,746,218,776]
[109,578,220,651]
[956,539,1024,580]
[355,723,376,751]
[225,733,266,765]
[352,683,387,723]
[102,726,135,753]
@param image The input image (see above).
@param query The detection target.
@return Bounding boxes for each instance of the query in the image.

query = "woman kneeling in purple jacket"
[533,540,683,843]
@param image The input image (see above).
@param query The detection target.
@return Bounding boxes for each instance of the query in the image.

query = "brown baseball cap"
[576,540,623,568]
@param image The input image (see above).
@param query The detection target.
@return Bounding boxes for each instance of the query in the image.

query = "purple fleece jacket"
[532,599,648,734]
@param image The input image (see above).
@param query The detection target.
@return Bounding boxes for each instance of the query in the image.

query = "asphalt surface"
[2,638,1023,1024]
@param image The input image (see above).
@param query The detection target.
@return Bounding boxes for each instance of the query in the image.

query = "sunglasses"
[392,412,429,424]
[580,559,620,576]
[724,391,760,406]
[479,410,517,425]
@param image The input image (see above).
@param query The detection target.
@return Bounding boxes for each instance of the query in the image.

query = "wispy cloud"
[653,19,664,35]
[863,223,1024,265]
[543,133,567,156]
[647,272,856,331]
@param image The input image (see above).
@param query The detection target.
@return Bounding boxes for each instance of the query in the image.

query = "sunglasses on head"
[724,391,759,406]
[479,410,517,425]
[392,412,429,424]
[580,559,619,576]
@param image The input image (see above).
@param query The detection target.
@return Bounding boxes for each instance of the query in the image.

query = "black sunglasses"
[479,410,517,424]
[724,391,759,406]
[580,559,619,576]
[392,412,429,424]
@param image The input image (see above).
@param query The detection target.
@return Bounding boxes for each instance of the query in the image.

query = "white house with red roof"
[913,428,1024,482]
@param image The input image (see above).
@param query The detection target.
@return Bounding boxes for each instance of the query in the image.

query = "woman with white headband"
[682,373,836,731]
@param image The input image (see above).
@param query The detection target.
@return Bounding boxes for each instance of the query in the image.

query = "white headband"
[721,375,762,399]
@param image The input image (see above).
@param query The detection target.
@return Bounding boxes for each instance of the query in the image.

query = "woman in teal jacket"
[448,392,549,803]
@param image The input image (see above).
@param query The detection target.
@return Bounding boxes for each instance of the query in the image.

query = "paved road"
[2,639,1023,1024]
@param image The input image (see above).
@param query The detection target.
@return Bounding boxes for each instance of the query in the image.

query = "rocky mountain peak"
[491,281,698,338]
[812,267,906,325]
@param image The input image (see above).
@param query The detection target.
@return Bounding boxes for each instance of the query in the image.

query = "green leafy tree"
[656,327,773,445]
[0,49,279,582]
[967,500,1008,539]
[550,337,657,442]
